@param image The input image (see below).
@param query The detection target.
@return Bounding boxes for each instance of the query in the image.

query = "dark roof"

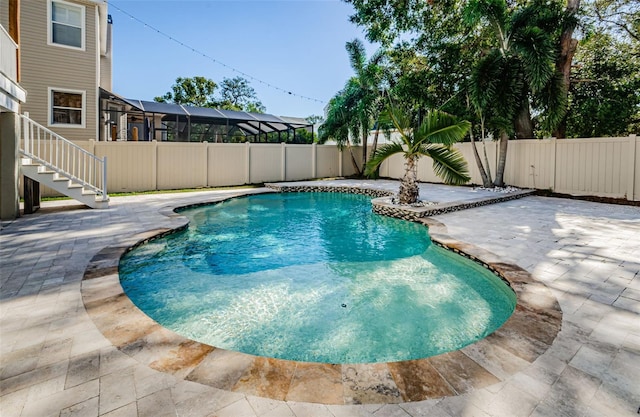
[100,89,311,135]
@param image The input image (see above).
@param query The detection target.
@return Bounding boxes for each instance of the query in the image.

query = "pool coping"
[81,187,562,405]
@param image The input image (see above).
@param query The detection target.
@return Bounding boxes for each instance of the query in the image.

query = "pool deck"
[1,180,639,416]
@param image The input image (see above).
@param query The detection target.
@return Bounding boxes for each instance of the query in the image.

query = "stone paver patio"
[1,180,639,416]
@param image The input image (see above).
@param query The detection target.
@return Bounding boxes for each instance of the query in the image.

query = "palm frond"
[364,142,404,176]
[417,110,472,146]
[346,39,367,76]
[422,144,471,185]
[513,27,555,92]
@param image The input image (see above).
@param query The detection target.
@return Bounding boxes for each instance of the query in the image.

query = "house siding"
[0,4,8,29]
[20,0,98,141]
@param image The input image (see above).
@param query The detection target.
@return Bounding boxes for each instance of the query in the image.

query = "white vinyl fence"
[30,135,639,202]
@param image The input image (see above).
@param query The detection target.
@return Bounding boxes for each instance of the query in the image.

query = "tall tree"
[344,39,387,166]
[466,0,567,186]
[154,76,218,107]
[319,39,387,174]
[566,31,640,136]
[365,104,471,204]
[218,76,265,113]
[319,80,365,174]
[554,0,581,138]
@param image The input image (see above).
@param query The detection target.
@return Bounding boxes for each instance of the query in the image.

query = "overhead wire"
[104,0,326,104]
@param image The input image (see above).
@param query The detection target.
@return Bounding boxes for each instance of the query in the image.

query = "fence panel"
[94,141,156,192]
[554,137,629,198]
[285,145,313,181]
[249,144,283,183]
[157,142,207,190]
[316,145,340,178]
[502,139,555,190]
[207,144,247,187]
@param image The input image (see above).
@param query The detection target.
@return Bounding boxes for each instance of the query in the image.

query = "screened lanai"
[99,89,314,143]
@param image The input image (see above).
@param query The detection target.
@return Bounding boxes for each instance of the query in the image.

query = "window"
[49,0,84,49]
[49,89,85,127]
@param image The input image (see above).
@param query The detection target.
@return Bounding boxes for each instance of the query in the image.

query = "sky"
[109,0,379,119]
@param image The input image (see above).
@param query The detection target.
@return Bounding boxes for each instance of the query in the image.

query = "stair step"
[20,154,109,209]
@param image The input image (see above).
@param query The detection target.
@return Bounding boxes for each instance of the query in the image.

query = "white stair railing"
[19,112,108,201]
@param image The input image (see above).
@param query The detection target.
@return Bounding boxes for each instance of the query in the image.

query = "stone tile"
[185,349,253,390]
[568,345,614,380]
[343,363,402,404]
[136,389,177,417]
[233,356,297,401]
[386,359,453,401]
[100,402,138,417]
[98,368,136,415]
[133,364,176,399]
[428,350,500,394]
[0,358,69,397]
[327,404,378,417]
[214,397,259,417]
[60,396,99,417]
[21,379,99,417]
[460,339,533,381]
[286,363,343,404]
[286,401,335,417]
[174,389,245,417]
[367,403,412,416]
[0,386,30,417]
[65,350,100,389]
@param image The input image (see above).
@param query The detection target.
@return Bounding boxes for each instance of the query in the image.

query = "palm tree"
[465,0,567,187]
[319,39,387,173]
[345,39,387,166]
[365,104,471,204]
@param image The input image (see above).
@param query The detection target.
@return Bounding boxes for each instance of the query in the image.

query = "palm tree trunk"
[346,142,362,175]
[469,127,492,187]
[369,127,380,178]
[494,131,509,187]
[553,0,580,138]
[362,130,368,169]
[514,97,534,139]
[398,156,419,204]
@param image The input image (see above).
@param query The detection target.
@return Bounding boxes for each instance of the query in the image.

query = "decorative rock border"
[81,187,561,405]
[267,184,395,198]
[266,183,535,221]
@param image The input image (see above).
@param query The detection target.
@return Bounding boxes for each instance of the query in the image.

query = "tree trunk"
[514,97,534,139]
[493,131,509,187]
[469,128,492,187]
[369,127,380,178]
[361,130,368,170]
[553,0,580,138]
[398,156,419,204]
[346,143,362,175]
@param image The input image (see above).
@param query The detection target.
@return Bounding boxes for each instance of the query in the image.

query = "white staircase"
[19,113,109,209]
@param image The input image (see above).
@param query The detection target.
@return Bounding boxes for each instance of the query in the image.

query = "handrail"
[18,112,108,200]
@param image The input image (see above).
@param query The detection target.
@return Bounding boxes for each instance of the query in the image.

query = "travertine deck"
[1,180,639,416]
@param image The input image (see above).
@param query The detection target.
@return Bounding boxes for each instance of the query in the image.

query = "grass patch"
[39,184,264,202]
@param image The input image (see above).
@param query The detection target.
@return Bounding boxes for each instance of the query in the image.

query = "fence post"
[281,142,286,181]
[152,140,158,191]
[550,137,557,192]
[628,134,637,201]
[102,156,108,200]
[311,142,317,179]
[245,141,251,184]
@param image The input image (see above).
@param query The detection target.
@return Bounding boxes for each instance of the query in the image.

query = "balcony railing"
[0,24,18,81]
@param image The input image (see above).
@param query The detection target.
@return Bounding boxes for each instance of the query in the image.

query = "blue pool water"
[119,192,516,364]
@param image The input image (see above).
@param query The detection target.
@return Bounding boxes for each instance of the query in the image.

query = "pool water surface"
[119,192,516,364]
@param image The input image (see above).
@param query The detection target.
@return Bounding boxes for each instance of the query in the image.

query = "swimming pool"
[119,192,516,364]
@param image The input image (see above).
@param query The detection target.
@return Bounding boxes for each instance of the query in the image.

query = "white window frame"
[48,0,86,51]
[48,87,86,128]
